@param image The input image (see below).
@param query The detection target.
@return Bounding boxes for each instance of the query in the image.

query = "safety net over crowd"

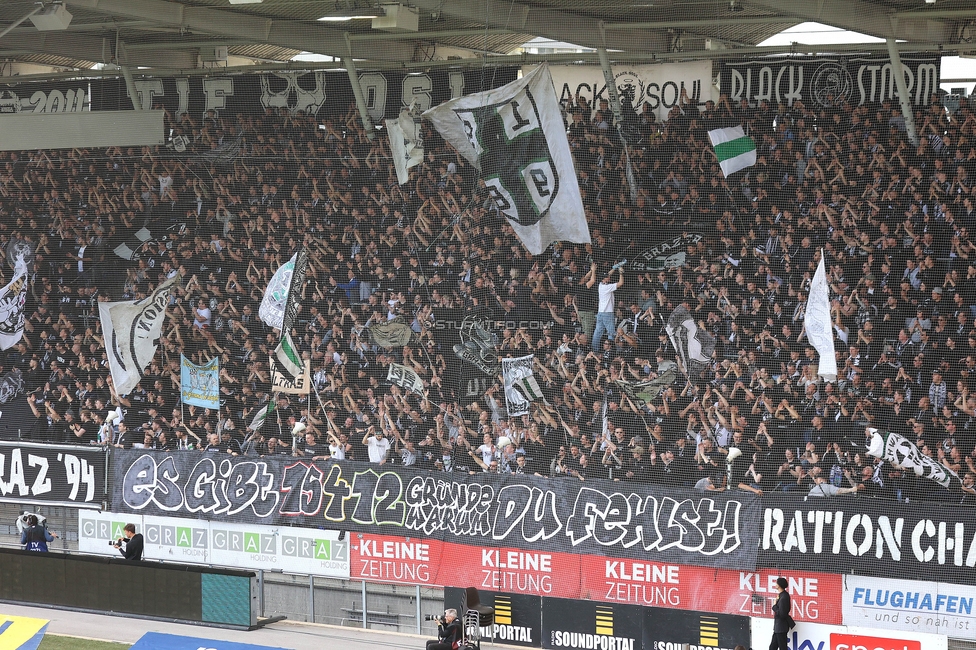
[0,57,972,520]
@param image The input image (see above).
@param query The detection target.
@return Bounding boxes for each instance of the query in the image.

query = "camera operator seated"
[113,523,144,561]
[426,608,462,650]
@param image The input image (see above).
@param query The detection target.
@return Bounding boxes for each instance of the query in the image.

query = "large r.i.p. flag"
[423,64,590,256]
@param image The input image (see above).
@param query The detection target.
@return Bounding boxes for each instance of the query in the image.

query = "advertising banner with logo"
[843,575,976,640]
[348,533,841,625]
[88,69,517,120]
[78,510,349,578]
[758,495,976,585]
[719,55,940,108]
[644,607,750,650]
[750,618,947,650]
[113,450,762,570]
[542,598,643,650]
[0,441,105,508]
[527,62,713,123]
[445,587,542,647]
[579,555,842,625]
[542,597,749,650]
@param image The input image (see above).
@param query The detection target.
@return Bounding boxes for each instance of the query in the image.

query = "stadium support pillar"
[342,55,375,141]
[886,39,919,147]
[120,65,142,111]
[596,47,623,126]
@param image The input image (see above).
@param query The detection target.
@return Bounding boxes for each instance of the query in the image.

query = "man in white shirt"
[362,428,391,464]
[194,299,212,329]
[592,266,624,349]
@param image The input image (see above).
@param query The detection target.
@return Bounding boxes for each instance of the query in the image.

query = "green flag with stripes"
[708,125,756,177]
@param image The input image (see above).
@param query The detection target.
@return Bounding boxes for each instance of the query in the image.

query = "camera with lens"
[425,614,444,622]
[108,537,122,547]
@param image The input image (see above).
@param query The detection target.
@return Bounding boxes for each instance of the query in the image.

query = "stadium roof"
[0,0,973,78]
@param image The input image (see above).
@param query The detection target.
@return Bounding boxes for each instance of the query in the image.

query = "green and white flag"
[708,125,756,177]
[259,248,308,331]
[248,400,276,431]
[274,331,303,379]
[423,65,590,256]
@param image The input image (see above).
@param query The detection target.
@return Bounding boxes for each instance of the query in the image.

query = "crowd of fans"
[2,79,976,505]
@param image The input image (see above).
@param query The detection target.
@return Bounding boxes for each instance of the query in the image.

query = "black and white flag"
[0,260,28,350]
[113,223,186,261]
[99,275,180,395]
[866,427,959,489]
[5,237,35,273]
[665,305,715,383]
[502,354,543,417]
[423,64,590,256]
[387,363,425,397]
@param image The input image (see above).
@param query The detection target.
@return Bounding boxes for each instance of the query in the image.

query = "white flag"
[502,355,541,417]
[423,64,590,256]
[708,125,756,177]
[386,108,424,185]
[807,253,837,382]
[0,262,28,350]
[259,253,297,330]
[99,275,180,395]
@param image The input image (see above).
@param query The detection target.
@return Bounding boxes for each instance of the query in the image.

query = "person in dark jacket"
[114,523,144,561]
[426,609,462,650]
[20,515,57,552]
[770,576,792,650]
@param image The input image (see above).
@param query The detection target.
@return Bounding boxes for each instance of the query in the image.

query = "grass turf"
[37,635,130,650]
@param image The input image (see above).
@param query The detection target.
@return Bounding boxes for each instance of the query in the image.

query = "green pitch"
[38,635,130,650]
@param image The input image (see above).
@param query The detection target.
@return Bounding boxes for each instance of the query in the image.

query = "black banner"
[628,232,705,273]
[0,441,106,508]
[543,598,642,650]
[89,69,518,120]
[0,81,89,114]
[643,607,750,650]
[445,587,542,647]
[719,55,940,108]
[758,495,976,585]
[541,597,750,650]
[111,450,761,570]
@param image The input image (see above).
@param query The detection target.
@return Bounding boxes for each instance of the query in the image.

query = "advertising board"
[78,510,349,578]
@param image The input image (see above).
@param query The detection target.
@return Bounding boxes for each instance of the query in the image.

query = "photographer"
[20,514,57,552]
[426,609,462,650]
[113,523,144,561]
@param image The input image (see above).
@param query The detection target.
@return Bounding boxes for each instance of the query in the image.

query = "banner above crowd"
[112,450,761,571]
[526,61,713,123]
[719,54,940,108]
[759,495,976,585]
[0,441,106,508]
[88,69,517,120]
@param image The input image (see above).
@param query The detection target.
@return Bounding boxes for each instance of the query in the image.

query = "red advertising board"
[830,634,921,650]
[349,534,843,624]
